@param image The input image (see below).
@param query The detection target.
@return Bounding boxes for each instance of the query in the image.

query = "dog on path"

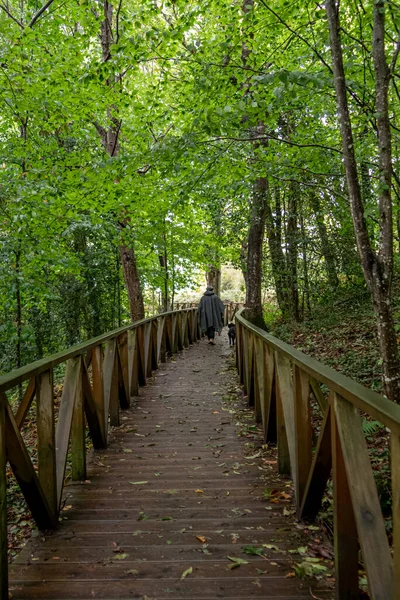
[228,323,236,346]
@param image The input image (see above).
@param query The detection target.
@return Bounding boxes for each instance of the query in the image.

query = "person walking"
[198,285,225,345]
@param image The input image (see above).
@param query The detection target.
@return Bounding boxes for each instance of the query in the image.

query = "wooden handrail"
[0,303,240,600]
[235,308,398,599]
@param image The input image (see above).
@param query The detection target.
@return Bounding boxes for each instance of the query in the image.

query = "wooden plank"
[275,368,290,475]
[151,321,158,371]
[255,339,274,440]
[55,357,82,508]
[242,328,249,395]
[247,332,255,407]
[236,322,243,383]
[15,378,35,429]
[82,359,106,450]
[183,312,189,347]
[171,314,178,353]
[266,368,277,444]
[70,360,86,481]
[165,315,173,354]
[335,393,394,598]
[331,398,359,599]
[187,312,193,345]
[109,348,120,428]
[116,348,129,410]
[159,317,167,363]
[136,326,146,386]
[103,339,118,432]
[127,329,139,396]
[253,341,262,424]
[274,352,297,492]
[293,365,312,508]
[91,345,105,440]
[3,394,54,529]
[157,317,165,362]
[144,323,153,378]
[117,333,130,406]
[310,376,328,414]
[0,398,7,600]
[299,405,332,520]
[36,369,57,517]
[391,431,400,599]
[176,313,183,351]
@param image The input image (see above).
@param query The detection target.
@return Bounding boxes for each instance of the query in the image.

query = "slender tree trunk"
[300,212,311,316]
[241,0,267,325]
[326,0,400,402]
[120,245,145,321]
[159,224,170,313]
[15,247,23,400]
[286,184,300,321]
[265,187,289,317]
[98,1,144,322]
[309,193,338,288]
[245,177,267,324]
[206,266,221,296]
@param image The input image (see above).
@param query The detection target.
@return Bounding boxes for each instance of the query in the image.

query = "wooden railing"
[176,301,240,327]
[236,308,400,600]
[0,303,237,600]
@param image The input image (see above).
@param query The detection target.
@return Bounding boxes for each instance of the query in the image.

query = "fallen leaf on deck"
[180,567,193,580]
[196,536,206,543]
[227,556,249,566]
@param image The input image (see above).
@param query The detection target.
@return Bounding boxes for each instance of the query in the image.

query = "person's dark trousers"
[206,326,215,340]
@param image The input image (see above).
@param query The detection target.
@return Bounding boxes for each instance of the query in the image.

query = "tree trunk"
[300,211,311,316]
[98,1,144,323]
[206,265,221,296]
[245,176,267,324]
[265,187,289,317]
[120,245,145,321]
[286,183,300,321]
[326,0,400,402]
[309,193,338,288]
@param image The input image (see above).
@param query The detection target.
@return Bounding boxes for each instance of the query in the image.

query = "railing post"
[117,332,130,407]
[331,399,359,599]
[92,346,105,441]
[275,368,290,475]
[392,430,400,598]
[171,314,178,353]
[151,320,158,370]
[144,323,153,378]
[293,365,312,508]
[71,360,86,481]
[128,329,139,395]
[0,397,7,600]
[36,369,57,516]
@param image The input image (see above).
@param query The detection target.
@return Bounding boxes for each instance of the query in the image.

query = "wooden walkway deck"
[9,335,333,599]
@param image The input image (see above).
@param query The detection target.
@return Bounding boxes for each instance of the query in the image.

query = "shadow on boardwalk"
[9,333,334,599]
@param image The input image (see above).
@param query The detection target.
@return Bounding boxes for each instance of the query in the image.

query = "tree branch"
[0,3,23,28]
[28,0,56,27]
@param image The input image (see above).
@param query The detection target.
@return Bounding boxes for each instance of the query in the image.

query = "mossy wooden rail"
[0,304,238,600]
[236,308,400,600]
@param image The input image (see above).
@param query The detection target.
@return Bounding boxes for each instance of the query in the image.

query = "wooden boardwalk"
[9,334,333,599]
